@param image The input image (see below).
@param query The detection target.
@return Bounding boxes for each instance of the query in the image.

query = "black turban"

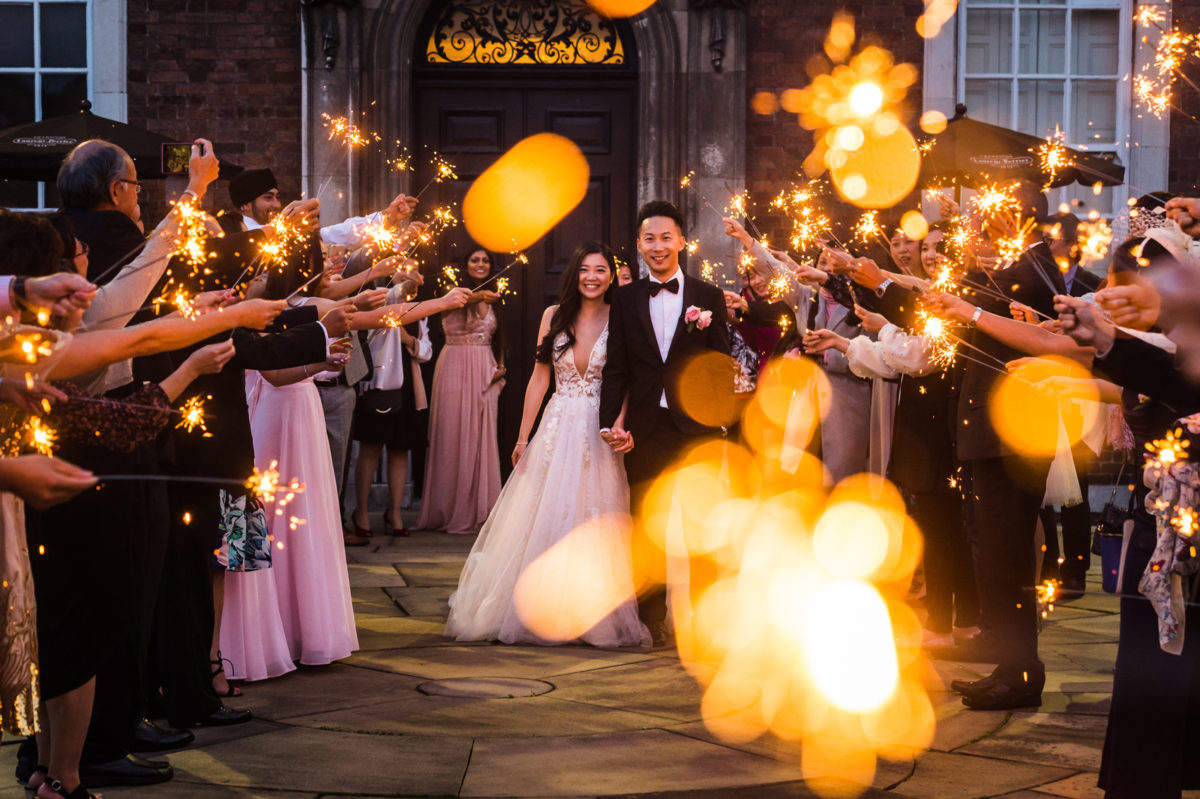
[229,168,278,209]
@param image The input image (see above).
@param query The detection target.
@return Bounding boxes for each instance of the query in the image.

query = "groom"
[600,200,732,644]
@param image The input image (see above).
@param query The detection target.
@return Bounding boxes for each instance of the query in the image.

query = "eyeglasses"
[115,178,142,194]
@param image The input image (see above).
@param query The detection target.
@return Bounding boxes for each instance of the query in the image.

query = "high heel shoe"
[210,653,243,698]
[384,510,409,537]
[351,508,373,538]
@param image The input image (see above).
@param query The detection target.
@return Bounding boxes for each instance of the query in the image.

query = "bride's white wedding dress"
[445,326,650,647]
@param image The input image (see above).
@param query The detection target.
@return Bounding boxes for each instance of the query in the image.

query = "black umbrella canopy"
[0,100,242,182]
[918,105,1124,190]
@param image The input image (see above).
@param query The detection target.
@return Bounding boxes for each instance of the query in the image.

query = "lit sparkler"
[917,310,957,367]
[321,113,378,149]
[853,210,883,245]
[1078,215,1113,268]
[1146,428,1190,468]
[245,459,305,517]
[1036,578,1059,618]
[1172,506,1199,537]
[175,395,211,437]
[680,170,695,188]
[414,154,459,199]
[24,417,57,456]
[1036,127,1071,186]
[12,332,54,365]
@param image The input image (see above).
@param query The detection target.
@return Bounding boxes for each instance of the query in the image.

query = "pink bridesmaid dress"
[416,305,502,534]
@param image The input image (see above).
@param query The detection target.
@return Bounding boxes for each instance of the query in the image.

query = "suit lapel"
[633,280,660,362]
[666,277,701,363]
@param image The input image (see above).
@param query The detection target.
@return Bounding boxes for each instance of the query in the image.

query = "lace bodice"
[443,305,497,346]
[552,325,607,401]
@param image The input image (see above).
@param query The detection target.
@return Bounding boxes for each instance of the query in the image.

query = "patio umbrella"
[0,100,242,181]
[919,104,1124,189]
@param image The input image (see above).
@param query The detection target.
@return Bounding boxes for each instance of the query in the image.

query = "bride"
[445,242,649,647]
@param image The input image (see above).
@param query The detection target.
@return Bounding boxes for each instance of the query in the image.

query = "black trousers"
[1099,513,1200,798]
[910,482,978,634]
[624,408,702,628]
[154,483,223,728]
[967,455,1050,680]
[82,445,169,764]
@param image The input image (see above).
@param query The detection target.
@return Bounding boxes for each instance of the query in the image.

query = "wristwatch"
[969,306,983,327]
[874,278,893,297]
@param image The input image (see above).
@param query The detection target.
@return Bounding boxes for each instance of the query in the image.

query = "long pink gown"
[220,373,359,680]
[416,305,502,534]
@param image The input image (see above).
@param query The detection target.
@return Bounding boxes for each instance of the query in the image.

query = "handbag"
[358,387,406,415]
[212,490,272,573]
[1092,462,1129,554]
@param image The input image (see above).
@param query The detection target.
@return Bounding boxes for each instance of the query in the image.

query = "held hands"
[802,328,849,355]
[600,426,634,454]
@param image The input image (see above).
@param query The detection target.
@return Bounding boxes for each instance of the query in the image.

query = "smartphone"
[162,142,192,175]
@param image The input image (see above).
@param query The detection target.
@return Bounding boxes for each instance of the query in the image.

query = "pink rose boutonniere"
[685,305,712,332]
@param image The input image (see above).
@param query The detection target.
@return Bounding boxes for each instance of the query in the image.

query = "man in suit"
[949,181,1068,710]
[599,200,732,644]
[1038,212,1102,599]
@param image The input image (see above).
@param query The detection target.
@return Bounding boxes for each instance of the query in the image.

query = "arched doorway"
[411,0,638,468]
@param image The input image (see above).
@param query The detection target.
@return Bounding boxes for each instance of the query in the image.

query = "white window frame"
[0,0,125,210]
[925,0,1170,220]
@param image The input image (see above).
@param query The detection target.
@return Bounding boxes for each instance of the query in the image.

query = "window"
[957,0,1132,215]
[0,0,91,209]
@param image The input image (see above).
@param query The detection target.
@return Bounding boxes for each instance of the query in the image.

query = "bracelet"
[969,306,983,327]
[516,440,528,446]
[302,364,311,377]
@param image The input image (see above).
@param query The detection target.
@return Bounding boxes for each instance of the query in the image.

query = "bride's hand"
[511,441,527,467]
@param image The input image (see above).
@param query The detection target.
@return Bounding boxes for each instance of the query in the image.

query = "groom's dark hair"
[636,200,685,236]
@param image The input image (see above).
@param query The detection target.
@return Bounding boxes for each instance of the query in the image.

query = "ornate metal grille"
[424,0,626,66]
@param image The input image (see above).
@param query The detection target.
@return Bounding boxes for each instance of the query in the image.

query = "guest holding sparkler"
[416,245,506,535]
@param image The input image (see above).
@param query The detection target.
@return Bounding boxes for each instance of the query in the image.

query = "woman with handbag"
[351,287,433,537]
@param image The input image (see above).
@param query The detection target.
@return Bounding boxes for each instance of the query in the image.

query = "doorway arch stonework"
[302,0,748,275]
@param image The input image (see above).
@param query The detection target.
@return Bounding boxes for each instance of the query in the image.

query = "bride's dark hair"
[535,241,616,364]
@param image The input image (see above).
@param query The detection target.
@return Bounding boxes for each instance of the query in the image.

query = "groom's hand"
[601,426,634,453]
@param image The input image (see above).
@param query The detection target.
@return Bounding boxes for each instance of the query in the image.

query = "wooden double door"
[414,77,637,472]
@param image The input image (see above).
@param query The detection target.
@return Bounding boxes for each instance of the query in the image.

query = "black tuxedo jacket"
[956,241,1067,461]
[600,274,732,439]
[1068,264,1102,297]
[170,307,327,480]
[1095,337,1200,417]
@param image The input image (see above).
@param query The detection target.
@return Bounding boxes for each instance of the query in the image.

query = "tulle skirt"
[445,393,649,648]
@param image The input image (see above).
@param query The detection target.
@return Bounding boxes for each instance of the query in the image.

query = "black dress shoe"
[188,704,253,727]
[79,754,173,788]
[949,672,1001,696]
[1056,575,1086,602]
[132,718,195,752]
[961,677,1043,711]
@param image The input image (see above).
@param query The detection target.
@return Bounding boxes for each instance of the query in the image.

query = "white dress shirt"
[648,267,683,407]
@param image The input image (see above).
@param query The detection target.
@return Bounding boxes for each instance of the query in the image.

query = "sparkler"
[1036,127,1071,186]
[1172,506,1199,538]
[245,458,306,517]
[1146,428,1190,468]
[414,154,459,200]
[316,113,379,198]
[1077,215,1113,268]
[24,417,57,456]
[9,332,54,365]
[916,310,958,368]
[175,395,211,437]
[472,252,529,293]
[1036,578,1059,619]
[680,170,695,188]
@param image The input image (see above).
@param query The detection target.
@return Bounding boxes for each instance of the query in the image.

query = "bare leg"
[354,443,383,530]
[38,678,97,796]
[209,571,230,696]
[386,448,409,525]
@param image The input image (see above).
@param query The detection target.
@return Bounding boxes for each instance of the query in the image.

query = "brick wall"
[744,0,926,241]
[126,0,303,221]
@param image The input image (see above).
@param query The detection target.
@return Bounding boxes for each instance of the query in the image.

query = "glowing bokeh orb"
[919,109,948,134]
[900,210,929,241]
[835,125,865,152]
[830,123,921,209]
[804,580,899,713]
[586,0,656,17]
[463,133,590,252]
[849,82,884,116]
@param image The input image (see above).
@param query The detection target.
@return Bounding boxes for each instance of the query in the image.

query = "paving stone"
[106,786,315,799]
[928,699,1012,751]
[346,642,657,680]
[418,676,554,697]
[396,560,470,586]
[889,750,1076,798]
[959,712,1108,771]
[225,662,424,721]
[385,585,452,617]
[346,562,407,588]
[551,658,705,721]
[460,729,808,797]
[351,613,450,651]
[1030,771,1106,798]
[168,726,469,796]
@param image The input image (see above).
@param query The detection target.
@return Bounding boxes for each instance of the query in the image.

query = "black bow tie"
[648,278,679,297]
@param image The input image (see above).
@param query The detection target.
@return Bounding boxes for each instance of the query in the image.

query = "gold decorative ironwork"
[425,0,626,66]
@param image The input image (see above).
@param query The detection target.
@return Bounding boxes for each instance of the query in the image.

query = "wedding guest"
[416,246,505,535]
[351,287,433,537]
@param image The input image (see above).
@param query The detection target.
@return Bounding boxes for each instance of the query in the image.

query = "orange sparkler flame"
[1147,428,1190,467]
[321,113,378,148]
[853,210,882,243]
[14,332,53,364]
[25,417,57,456]
[1172,507,1199,537]
[175,394,211,436]
[1036,127,1071,186]
[680,171,695,188]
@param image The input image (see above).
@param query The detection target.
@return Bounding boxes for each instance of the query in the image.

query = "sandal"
[26,764,48,791]
[210,652,243,698]
[38,777,98,799]
[384,509,409,537]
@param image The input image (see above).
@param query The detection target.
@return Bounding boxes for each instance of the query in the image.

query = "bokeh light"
[585,0,657,18]
[463,133,590,252]
[900,210,929,241]
[918,109,948,134]
[830,123,921,209]
[990,356,1101,458]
